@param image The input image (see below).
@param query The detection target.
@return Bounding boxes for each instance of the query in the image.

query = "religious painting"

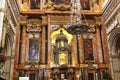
[51,0,70,5]
[92,0,99,4]
[84,39,94,60]
[30,0,40,9]
[29,39,39,61]
[81,0,90,10]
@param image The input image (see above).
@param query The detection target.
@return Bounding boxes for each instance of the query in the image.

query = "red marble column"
[47,15,51,67]
[72,35,78,67]
[47,15,51,80]
[41,25,46,64]
[79,35,84,63]
[96,26,103,63]
[93,35,98,62]
[21,24,26,64]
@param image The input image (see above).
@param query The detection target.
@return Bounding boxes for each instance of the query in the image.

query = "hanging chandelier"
[67,0,89,36]
[66,0,90,64]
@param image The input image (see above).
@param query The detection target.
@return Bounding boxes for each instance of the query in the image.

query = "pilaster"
[96,25,103,63]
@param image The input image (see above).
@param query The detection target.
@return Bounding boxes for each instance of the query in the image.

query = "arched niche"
[108,27,120,80]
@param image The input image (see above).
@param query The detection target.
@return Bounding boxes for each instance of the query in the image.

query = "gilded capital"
[95,24,102,29]
[42,23,47,27]
[41,16,48,25]
[21,23,27,28]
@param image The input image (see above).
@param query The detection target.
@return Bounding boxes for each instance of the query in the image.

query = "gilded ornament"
[44,1,54,9]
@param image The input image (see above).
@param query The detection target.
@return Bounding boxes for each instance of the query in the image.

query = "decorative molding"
[9,19,16,34]
[53,4,70,11]
[44,1,54,9]
[105,4,120,24]
[27,26,41,33]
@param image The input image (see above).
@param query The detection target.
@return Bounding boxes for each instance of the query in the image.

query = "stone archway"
[108,28,120,80]
[2,30,14,80]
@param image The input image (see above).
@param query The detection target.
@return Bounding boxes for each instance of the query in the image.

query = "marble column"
[0,0,5,46]
[47,15,51,68]
[79,35,84,63]
[93,36,98,62]
[21,24,26,64]
[73,35,78,67]
[41,25,46,64]
[96,26,103,63]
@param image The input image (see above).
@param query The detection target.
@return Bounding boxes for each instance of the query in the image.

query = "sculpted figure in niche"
[52,0,70,11]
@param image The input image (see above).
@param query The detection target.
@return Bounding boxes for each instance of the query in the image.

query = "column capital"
[21,23,27,27]
[95,24,102,29]
[41,16,48,25]
[41,24,47,27]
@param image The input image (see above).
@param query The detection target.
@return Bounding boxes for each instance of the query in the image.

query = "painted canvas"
[29,39,39,61]
[81,0,90,10]
[51,0,69,5]
[84,39,94,60]
[30,0,40,9]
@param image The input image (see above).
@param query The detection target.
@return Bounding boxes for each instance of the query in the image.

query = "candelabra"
[67,0,89,79]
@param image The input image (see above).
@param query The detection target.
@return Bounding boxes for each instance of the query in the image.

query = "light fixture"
[67,0,89,36]
[66,1,89,80]
[67,0,89,64]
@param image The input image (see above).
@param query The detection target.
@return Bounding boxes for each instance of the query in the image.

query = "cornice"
[20,10,101,15]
